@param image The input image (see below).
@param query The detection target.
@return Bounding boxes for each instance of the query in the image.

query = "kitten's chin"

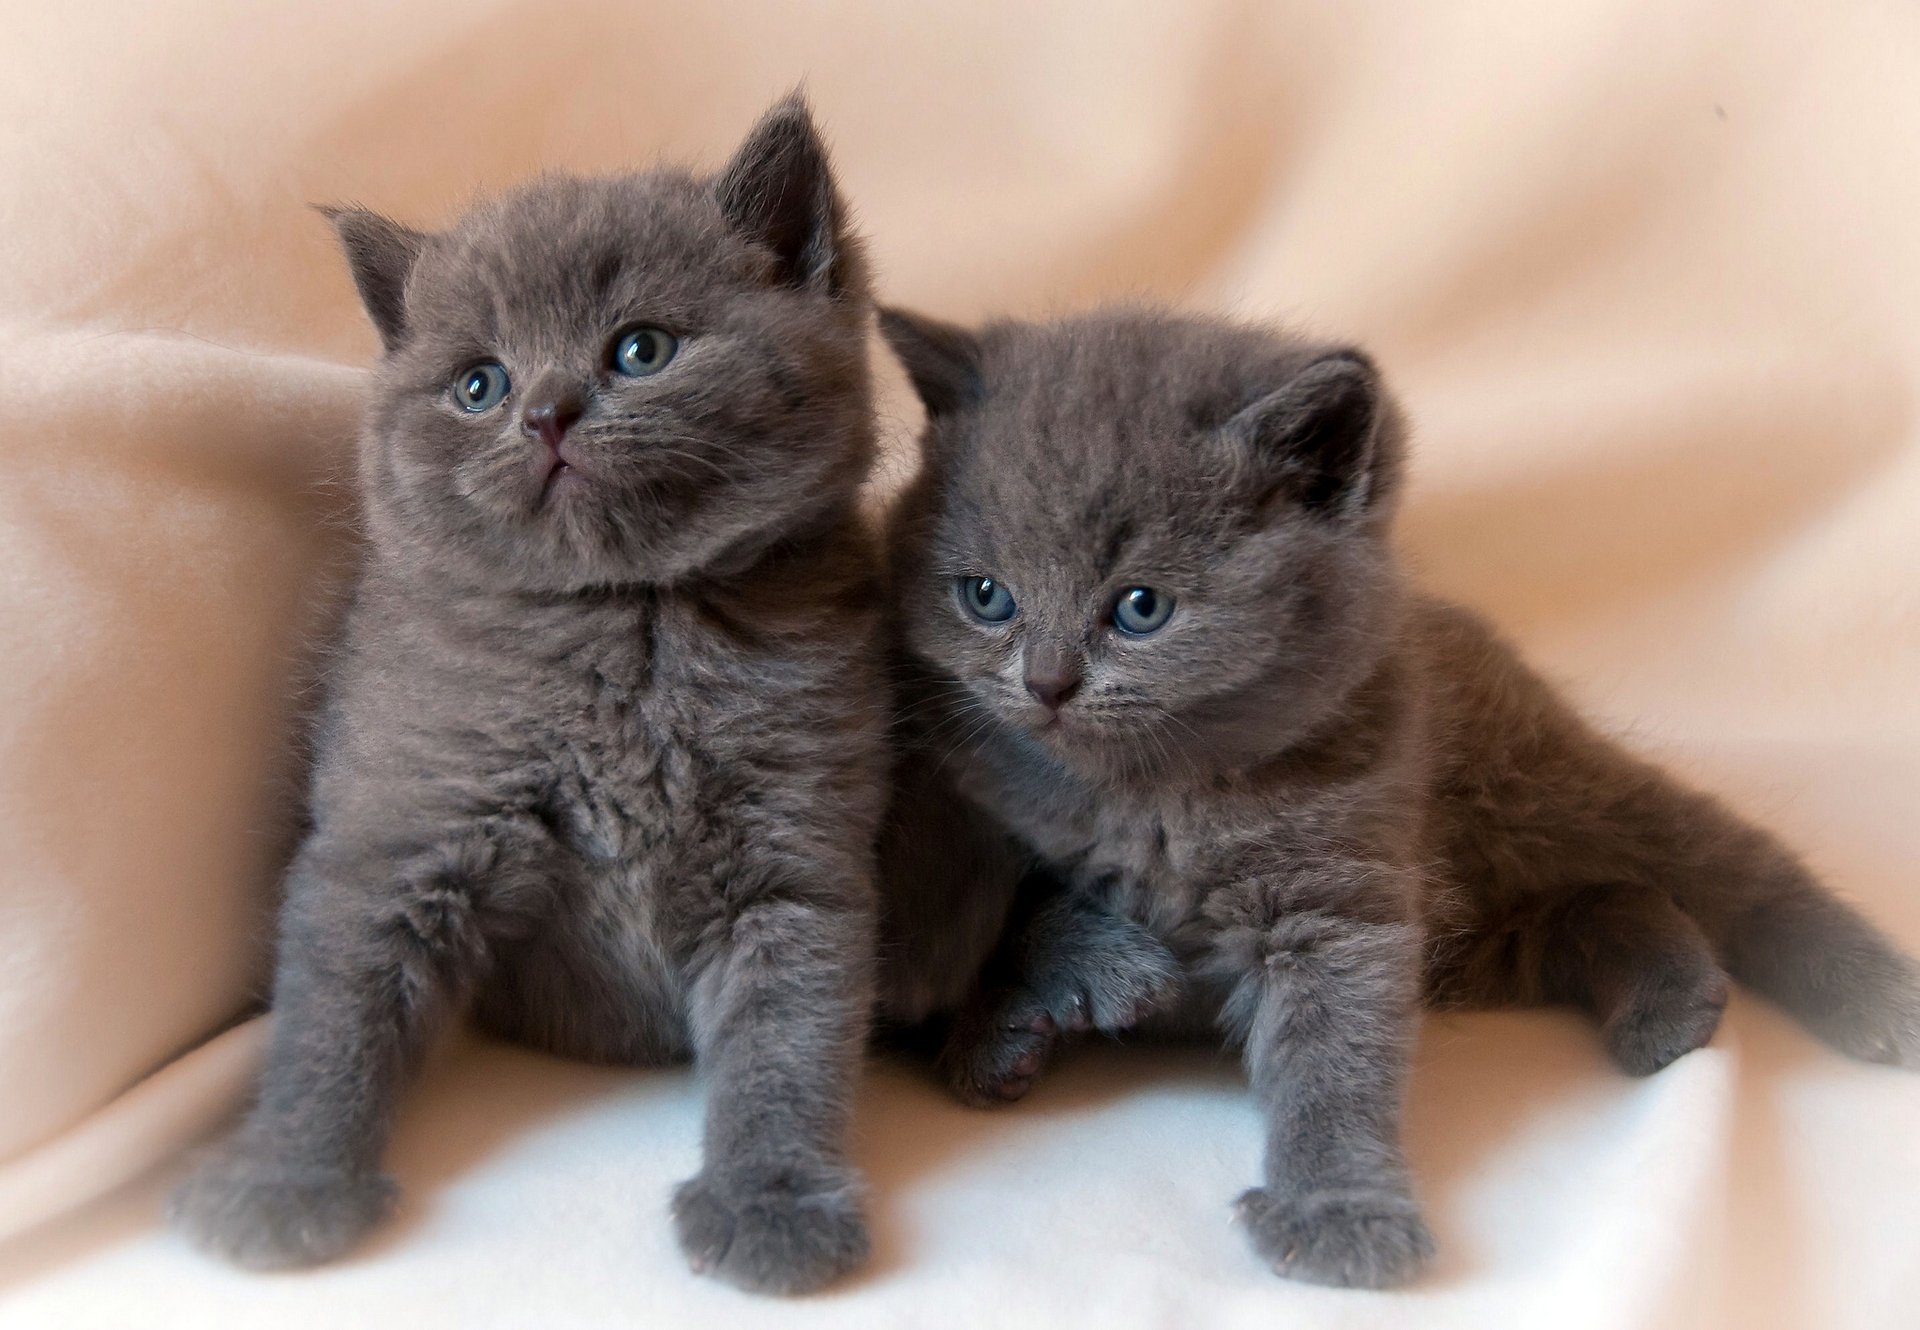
[536,463,579,507]
[1014,709,1146,779]
[1020,704,1277,783]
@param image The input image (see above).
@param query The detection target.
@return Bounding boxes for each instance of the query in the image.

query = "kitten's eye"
[613,326,678,377]
[1112,586,1175,636]
[452,362,510,413]
[956,575,1017,625]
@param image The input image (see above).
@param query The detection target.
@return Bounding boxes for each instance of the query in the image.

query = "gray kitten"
[167,97,885,1295]
[875,304,1920,1289]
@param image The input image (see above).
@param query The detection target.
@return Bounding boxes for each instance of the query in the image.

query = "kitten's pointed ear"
[715,92,854,294]
[879,307,984,418]
[1226,350,1388,518]
[320,205,426,353]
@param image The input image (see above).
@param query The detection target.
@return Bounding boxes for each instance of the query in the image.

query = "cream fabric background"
[2,1,1917,1325]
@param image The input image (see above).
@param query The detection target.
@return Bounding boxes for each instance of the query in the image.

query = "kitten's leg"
[168,816,551,1269]
[673,882,875,1295]
[1215,876,1434,1290]
[1433,882,1732,1076]
[1541,883,1730,1075]
[1423,600,1920,1066]
[940,890,1180,1105]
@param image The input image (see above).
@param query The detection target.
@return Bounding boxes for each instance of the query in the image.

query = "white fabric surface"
[3,1,1919,1326]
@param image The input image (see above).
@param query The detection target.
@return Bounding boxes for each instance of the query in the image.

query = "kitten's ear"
[320,205,427,353]
[715,92,853,294]
[1226,350,1386,518]
[879,307,984,418]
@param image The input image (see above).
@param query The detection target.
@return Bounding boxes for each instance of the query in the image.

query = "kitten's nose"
[522,396,584,453]
[1024,651,1083,712]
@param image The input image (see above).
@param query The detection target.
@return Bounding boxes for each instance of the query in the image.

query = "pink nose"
[522,398,583,453]
[1025,668,1081,711]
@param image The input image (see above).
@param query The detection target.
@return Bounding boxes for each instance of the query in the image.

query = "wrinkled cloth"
[2,2,1917,1326]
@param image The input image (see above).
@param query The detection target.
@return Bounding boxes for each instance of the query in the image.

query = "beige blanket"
[2,1,1917,1325]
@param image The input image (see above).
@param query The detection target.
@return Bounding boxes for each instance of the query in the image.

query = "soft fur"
[168,96,886,1295]
[874,304,1920,1289]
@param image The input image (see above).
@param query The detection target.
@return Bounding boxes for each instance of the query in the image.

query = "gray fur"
[875,304,1920,1289]
[169,96,885,1295]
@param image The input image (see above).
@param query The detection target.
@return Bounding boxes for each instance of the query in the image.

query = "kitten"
[876,304,1920,1289]
[168,97,885,1295]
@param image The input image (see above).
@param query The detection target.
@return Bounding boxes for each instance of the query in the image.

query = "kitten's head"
[328,95,871,592]
[881,306,1408,781]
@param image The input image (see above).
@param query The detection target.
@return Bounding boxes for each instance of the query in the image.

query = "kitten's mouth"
[536,452,582,506]
[1022,703,1078,738]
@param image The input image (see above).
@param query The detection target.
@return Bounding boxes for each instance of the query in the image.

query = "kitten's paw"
[1605,960,1730,1076]
[1234,1185,1435,1290]
[1063,924,1182,1034]
[671,1164,869,1295]
[167,1139,395,1270]
[938,999,1057,1106]
[939,912,1182,1106]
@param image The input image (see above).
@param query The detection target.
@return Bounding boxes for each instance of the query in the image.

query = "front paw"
[167,1138,396,1270]
[938,930,1182,1107]
[1235,1185,1435,1289]
[1067,923,1182,1034]
[671,1164,869,1295]
[938,994,1059,1106]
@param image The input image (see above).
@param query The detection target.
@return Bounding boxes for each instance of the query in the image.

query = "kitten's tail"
[1424,600,1920,1068]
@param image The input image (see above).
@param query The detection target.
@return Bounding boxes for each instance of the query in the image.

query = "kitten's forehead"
[410,173,745,339]
[939,313,1315,567]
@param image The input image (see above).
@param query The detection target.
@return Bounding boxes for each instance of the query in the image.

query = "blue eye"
[453,362,510,412]
[957,576,1017,624]
[1112,586,1174,636]
[614,326,677,376]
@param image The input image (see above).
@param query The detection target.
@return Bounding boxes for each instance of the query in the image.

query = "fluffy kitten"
[168,97,885,1295]
[876,304,1920,1289]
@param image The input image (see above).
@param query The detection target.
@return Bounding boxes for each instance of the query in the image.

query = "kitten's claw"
[1235,1185,1434,1290]
[672,1164,869,1295]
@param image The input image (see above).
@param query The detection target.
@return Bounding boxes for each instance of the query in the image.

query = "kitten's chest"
[534,617,758,884]
[450,597,688,883]
[545,683,700,869]
[962,734,1264,945]
[1071,791,1224,937]
[530,598,870,896]
[978,757,1216,938]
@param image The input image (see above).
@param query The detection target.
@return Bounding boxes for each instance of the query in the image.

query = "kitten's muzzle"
[524,393,586,504]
